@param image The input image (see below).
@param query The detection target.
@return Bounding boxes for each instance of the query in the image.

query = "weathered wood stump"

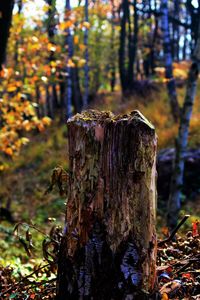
[56,110,157,299]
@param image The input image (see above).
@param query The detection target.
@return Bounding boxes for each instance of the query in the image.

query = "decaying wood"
[56,110,157,299]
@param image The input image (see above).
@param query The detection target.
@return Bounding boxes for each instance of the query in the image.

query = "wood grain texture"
[57,110,157,299]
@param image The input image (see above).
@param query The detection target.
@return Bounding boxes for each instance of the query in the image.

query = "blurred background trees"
[1,0,199,123]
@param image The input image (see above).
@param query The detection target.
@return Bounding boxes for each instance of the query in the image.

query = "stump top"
[68,109,155,131]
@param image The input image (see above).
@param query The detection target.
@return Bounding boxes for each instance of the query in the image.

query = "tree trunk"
[150,15,158,75]
[46,0,59,114]
[82,0,89,109]
[0,0,14,70]
[167,21,200,230]
[35,84,41,118]
[46,0,57,40]
[14,0,22,67]
[128,0,138,85]
[110,0,116,92]
[72,66,82,114]
[160,0,180,122]
[64,0,73,119]
[46,84,53,118]
[173,0,180,61]
[56,110,157,299]
[119,0,129,93]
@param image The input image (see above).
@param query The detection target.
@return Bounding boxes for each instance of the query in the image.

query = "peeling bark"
[57,110,157,299]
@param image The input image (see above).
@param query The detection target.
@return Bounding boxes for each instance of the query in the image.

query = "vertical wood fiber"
[57,110,157,299]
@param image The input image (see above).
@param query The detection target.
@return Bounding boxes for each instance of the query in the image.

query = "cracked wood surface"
[56,110,157,300]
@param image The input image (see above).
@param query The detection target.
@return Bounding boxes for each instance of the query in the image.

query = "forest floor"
[0,83,200,298]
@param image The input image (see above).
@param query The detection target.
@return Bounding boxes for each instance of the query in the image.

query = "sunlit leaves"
[0,1,61,168]
[0,88,51,160]
[59,20,73,31]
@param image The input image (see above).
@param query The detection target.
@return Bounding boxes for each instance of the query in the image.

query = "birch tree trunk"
[167,22,200,230]
[160,0,180,122]
[56,110,157,299]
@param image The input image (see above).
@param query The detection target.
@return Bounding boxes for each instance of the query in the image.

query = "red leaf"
[192,221,199,237]
[182,273,193,280]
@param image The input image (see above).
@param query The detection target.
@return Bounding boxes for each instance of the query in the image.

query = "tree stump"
[56,110,157,300]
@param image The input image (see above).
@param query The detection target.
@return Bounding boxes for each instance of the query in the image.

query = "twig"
[174,254,200,275]
[0,263,50,297]
[158,215,190,246]
[14,222,58,243]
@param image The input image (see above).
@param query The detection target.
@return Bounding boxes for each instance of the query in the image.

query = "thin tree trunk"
[56,110,157,299]
[46,0,57,40]
[182,28,187,60]
[119,0,128,93]
[150,15,158,75]
[160,0,180,122]
[46,0,58,117]
[35,84,41,118]
[45,85,53,118]
[93,26,102,95]
[59,78,65,121]
[167,22,200,230]
[83,0,89,109]
[0,0,14,70]
[173,0,180,61]
[14,0,22,67]
[127,1,133,88]
[64,0,73,119]
[110,0,116,92]
[128,0,138,85]
[72,67,82,113]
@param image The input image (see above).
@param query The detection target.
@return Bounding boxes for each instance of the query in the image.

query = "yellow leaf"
[59,20,73,31]
[7,85,17,93]
[21,137,29,145]
[67,59,75,68]
[42,4,49,13]
[5,147,13,156]
[82,21,90,29]
[37,123,45,132]
[161,293,168,300]
[22,120,32,131]
[78,59,86,67]
[42,116,51,126]
[74,35,79,45]
[0,165,5,171]
[32,36,39,43]
[79,44,86,51]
